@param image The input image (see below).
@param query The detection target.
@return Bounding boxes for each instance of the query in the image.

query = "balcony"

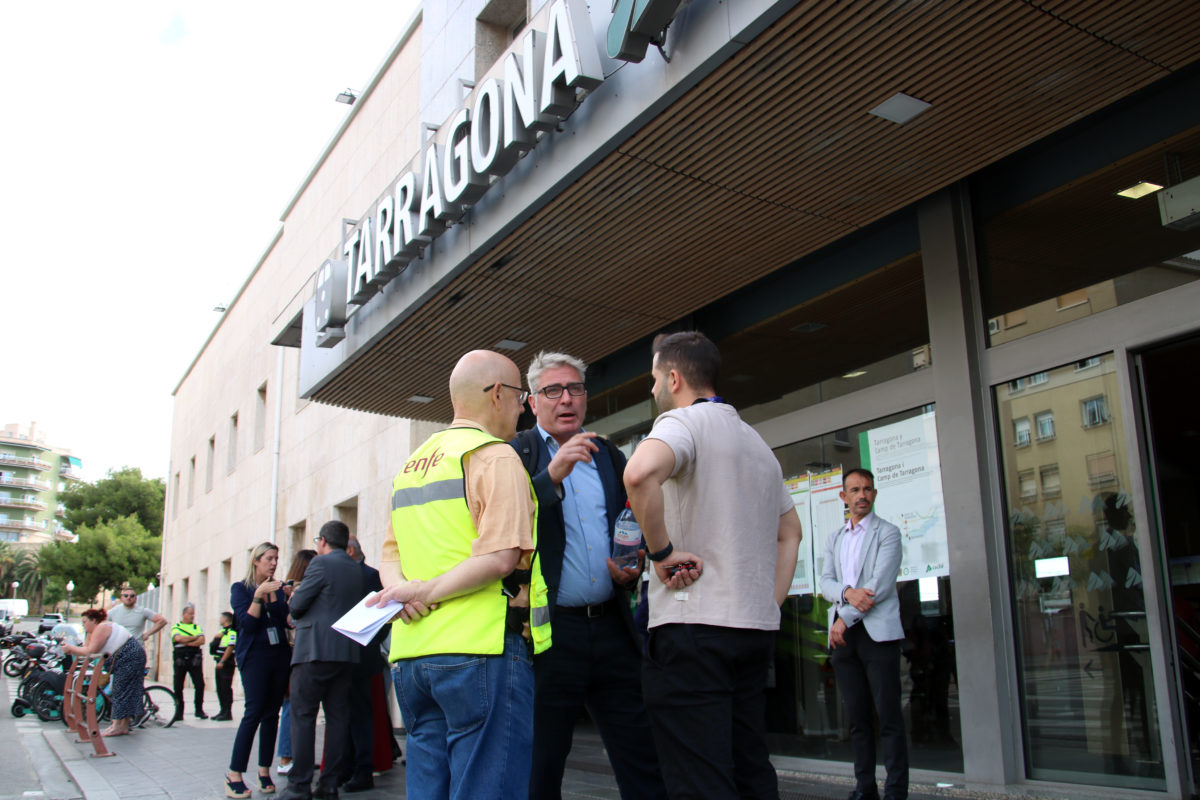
[59,467,83,482]
[0,453,50,471]
[0,476,50,491]
[0,518,47,532]
[0,496,47,512]
[53,527,74,541]
[56,503,66,516]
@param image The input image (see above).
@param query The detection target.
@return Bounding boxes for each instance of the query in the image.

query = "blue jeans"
[277,699,292,759]
[394,632,532,800]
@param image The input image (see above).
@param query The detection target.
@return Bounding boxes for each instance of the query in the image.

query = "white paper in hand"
[332,591,403,646]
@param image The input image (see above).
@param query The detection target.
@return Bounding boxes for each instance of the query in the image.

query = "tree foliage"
[38,515,161,600]
[61,466,165,537]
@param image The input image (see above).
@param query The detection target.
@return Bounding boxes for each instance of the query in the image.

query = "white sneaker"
[277,762,292,775]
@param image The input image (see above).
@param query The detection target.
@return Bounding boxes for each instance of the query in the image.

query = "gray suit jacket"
[288,549,364,666]
[818,514,905,643]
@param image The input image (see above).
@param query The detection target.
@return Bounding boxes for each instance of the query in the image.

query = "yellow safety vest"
[389,426,551,660]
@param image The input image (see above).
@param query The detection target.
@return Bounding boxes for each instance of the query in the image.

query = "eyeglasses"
[313,536,323,545]
[535,382,586,400]
[483,383,530,404]
[121,594,136,599]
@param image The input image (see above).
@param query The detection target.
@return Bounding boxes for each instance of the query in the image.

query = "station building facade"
[164,1,1200,795]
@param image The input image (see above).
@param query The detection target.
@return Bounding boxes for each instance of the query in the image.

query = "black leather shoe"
[274,787,312,800]
[847,791,880,800]
[212,712,233,721]
[343,774,374,793]
[195,710,209,719]
[312,787,338,800]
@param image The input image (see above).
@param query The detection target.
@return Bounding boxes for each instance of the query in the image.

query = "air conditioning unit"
[1159,173,1200,231]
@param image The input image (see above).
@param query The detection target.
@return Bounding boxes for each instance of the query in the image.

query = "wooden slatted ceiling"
[311,0,1200,419]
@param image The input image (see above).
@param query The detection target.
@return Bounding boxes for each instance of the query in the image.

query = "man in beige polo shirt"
[625,331,803,800]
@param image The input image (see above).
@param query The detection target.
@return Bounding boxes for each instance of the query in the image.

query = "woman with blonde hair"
[63,607,146,737]
[223,542,292,799]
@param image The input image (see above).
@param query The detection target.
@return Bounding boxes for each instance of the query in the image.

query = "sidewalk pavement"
[35,709,1045,800]
[12,676,1058,800]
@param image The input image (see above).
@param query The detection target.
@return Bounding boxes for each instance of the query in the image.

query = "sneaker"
[277,760,293,775]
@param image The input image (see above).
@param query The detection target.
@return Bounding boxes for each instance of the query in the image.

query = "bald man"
[372,350,538,800]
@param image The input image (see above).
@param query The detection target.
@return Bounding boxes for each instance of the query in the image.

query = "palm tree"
[13,550,46,614]
[0,542,16,592]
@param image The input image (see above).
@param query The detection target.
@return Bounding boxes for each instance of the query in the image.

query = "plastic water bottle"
[612,502,643,569]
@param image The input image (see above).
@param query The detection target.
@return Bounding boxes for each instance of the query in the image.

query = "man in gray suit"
[819,468,908,800]
[278,521,364,800]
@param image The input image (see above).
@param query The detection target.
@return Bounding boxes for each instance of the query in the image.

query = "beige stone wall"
[160,20,428,682]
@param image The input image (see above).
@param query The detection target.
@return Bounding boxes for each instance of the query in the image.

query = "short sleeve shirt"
[109,604,156,638]
[645,402,793,631]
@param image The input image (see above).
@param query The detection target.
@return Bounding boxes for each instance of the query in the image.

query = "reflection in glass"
[978,125,1200,347]
[995,354,1164,788]
[765,406,963,773]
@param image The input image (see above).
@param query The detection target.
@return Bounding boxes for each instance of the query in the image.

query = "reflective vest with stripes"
[388,426,551,660]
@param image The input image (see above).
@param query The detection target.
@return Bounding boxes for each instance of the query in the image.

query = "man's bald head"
[449,350,525,439]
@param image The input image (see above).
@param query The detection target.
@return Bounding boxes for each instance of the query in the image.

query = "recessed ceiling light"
[790,322,827,334]
[842,370,867,378]
[868,93,931,124]
[407,395,434,404]
[494,339,526,351]
[1115,181,1163,199]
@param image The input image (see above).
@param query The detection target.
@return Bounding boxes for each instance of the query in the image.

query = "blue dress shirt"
[538,424,614,607]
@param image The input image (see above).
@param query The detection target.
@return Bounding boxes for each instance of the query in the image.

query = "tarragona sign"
[314,0,682,345]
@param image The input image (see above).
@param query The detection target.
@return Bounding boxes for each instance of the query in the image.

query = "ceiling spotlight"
[842,370,867,378]
[494,338,527,351]
[407,395,434,404]
[213,304,227,313]
[335,89,359,105]
[1115,181,1162,199]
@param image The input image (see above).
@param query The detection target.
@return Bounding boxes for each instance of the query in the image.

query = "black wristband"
[647,541,674,562]
[253,597,264,605]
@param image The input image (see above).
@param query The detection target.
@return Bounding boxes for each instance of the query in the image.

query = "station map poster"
[786,475,813,595]
[859,410,949,580]
[786,467,844,596]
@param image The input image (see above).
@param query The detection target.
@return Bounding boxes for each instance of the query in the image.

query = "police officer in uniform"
[171,603,208,720]
[210,610,237,721]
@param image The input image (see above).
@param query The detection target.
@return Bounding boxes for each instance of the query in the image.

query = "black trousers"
[288,660,354,794]
[216,661,236,715]
[829,623,909,800]
[344,660,380,778]
[641,624,776,800]
[531,608,666,800]
[173,654,206,715]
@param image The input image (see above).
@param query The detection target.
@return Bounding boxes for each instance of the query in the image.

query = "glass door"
[1136,335,1200,794]
[994,353,1165,789]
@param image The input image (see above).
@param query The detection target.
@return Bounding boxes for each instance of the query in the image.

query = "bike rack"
[62,657,84,738]
[79,655,114,758]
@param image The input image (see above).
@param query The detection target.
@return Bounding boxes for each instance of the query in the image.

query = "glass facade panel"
[764,405,963,774]
[994,353,1164,788]
[978,125,1200,347]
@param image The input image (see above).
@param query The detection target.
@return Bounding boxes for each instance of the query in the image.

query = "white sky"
[1,1,420,482]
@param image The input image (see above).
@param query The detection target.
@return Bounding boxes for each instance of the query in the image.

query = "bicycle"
[92,667,182,728]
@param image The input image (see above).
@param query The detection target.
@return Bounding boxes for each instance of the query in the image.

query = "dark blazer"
[288,549,364,666]
[355,560,389,676]
[512,428,640,644]
[230,581,290,668]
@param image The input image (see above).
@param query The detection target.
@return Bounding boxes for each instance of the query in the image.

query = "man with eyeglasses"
[512,351,666,800]
[371,349,543,800]
[109,586,168,641]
